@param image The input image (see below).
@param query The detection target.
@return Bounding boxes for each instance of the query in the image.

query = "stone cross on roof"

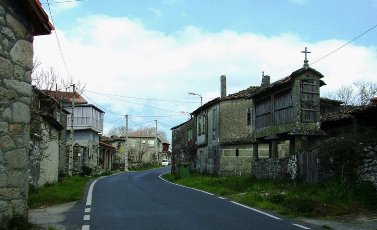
[301,47,311,68]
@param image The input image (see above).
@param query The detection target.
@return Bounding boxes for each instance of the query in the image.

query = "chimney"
[261,71,270,87]
[220,75,227,98]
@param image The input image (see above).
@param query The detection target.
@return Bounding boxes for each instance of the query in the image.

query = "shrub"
[81,166,92,176]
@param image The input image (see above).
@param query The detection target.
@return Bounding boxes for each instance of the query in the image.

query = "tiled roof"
[246,67,325,99]
[44,91,88,105]
[191,86,261,115]
[18,0,54,35]
[321,105,377,122]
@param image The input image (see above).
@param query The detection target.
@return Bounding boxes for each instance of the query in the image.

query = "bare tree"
[107,126,168,142]
[354,80,377,105]
[329,80,377,106]
[32,60,86,93]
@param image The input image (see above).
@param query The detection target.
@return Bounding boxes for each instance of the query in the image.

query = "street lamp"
[188,92,202,108]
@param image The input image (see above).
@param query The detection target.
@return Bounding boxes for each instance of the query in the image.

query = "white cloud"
[33,15,377,137]
[51,1,80,12]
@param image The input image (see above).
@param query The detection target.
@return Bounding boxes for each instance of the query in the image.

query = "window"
[197,114,206,135]
[274,90,293,124]
[198,116,202,134]
[255,98,272,129]
[148,140,155,147]
[212,108,217,140]
[301,80,319,122]
[247,108,253,126]
[187,128,193,142]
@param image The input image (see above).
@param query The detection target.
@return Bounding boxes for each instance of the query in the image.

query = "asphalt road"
[81,167,312,230]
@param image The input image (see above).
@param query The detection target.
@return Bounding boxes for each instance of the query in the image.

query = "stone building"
[177,75,258,176]
[171,118,196,174]
[30,87,68,187]
[47,91,104,174]
[249,51,327,180]
[0,0,53,225]
[104,135,163,169]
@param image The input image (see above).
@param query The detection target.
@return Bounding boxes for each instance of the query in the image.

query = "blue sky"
[35,0,377,141]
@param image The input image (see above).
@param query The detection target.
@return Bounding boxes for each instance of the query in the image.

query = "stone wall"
[171,118,196,174]
[0,1,34,224]
[358,142,377,187]
[251,158,289,180]
[219,146,253,176]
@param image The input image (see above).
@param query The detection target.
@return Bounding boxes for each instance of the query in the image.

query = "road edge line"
[159,172,286,222]
[158,172,214,196]
[230,201,282,220]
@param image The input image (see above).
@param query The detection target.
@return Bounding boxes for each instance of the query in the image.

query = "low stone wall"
[219,148,253,176]
[251,158,289,180]
[251,141,377,187]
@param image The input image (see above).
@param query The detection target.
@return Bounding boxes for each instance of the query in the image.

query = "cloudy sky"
[34,0,377,141]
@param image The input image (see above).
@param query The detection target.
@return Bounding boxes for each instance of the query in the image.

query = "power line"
[82,93,124,116]
[85,91,188,114]
[311,23,377,66]
[42,0,87,4]
[85,90,198,104]
[45,0,73,81]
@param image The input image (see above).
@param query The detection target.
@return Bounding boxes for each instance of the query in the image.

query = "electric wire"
[310,23,377,66]
[85,91,188,114]
[85,90,198,104]
[42,0,87,4]
[45,0,73,82]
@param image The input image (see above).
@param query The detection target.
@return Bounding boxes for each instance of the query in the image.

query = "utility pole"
[69,84,75,176]
[155,120,158,163]
[125,115,129,171]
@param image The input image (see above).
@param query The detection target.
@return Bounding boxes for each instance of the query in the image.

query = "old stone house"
[172,50,331,178]
[174,75,258,176]
[30,87,68,187]
[249,67,326,157]
[104,135,163,169]
[0,0,53,225]
[47,91,105,174]
[249,61,327,179]
[171,117,197,174]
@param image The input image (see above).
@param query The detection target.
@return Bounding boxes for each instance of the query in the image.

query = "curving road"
[81,167,313,230]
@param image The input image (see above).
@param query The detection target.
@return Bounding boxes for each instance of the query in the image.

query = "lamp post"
[188,92,202,108]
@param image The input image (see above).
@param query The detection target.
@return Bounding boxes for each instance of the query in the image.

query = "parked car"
[161,160,170,166]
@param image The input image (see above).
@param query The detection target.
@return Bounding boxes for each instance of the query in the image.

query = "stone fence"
[251,141,377,187]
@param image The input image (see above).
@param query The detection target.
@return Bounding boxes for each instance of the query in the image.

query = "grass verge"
[163,173,377,218]
[28,176,92,209]
[28,171,116,209]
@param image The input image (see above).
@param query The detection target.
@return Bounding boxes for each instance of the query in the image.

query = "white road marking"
[230,201,281,220]
[292,223,311,229]
[83,215,90,221]
[159,172,283,221]
[86,177,105,206]
[82,225,90,230]
[218,197,226,200]
[159,173,214,196]
[85,208,91,213]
